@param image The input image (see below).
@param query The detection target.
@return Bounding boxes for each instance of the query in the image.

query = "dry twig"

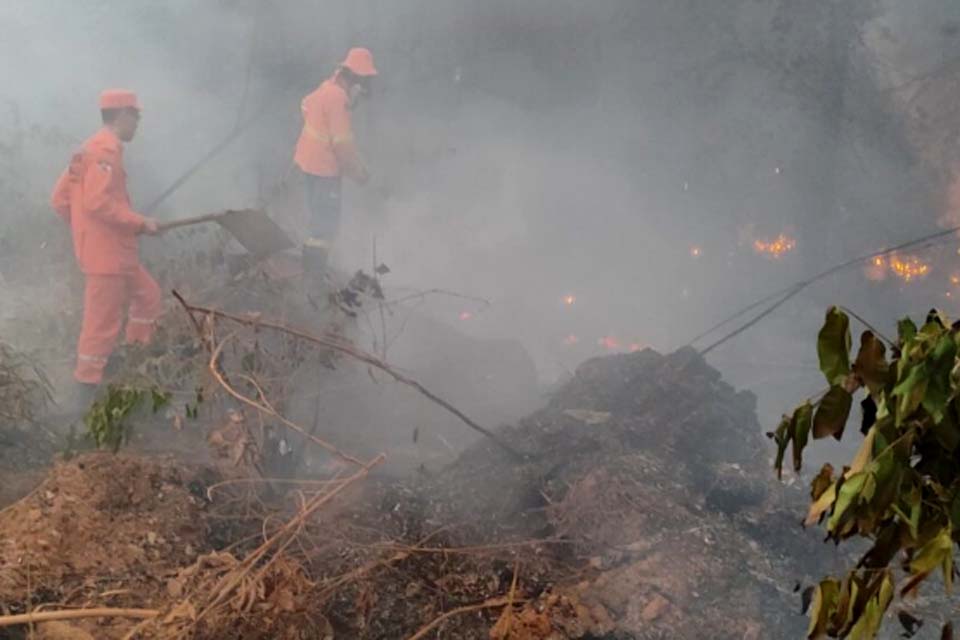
[0,608,159,627]
[405,596,521,640]
[172,290,526,460]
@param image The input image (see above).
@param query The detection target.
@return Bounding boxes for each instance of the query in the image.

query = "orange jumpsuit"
[294,74,362,179]
[51,127,161,384]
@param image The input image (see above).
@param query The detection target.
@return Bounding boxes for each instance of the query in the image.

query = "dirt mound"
[421,347,770,535]
[0,347,833,639]
[0,453,215,630]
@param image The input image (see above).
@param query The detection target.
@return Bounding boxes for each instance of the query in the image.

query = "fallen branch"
[172,290,527,461]
[405,596,521,640]
[0,607,159,627]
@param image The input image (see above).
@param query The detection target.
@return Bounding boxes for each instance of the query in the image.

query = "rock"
[641,594,671,622]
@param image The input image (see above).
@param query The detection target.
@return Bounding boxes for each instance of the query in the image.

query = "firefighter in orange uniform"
[51,89,161,389]
[293,47,378,274]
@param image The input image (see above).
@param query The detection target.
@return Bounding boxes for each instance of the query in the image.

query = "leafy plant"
[84,385,170,452]
[774,306,960,638]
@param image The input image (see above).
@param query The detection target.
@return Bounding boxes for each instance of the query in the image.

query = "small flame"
[562,334,579,346]
[562,294,576,306]
[753,233,797,258]
[888,254,930,282]
[950,274,960,286]
[459,311,472,321]
[689,246,702,258]
[864,256,887,282]
[598,336,620,350]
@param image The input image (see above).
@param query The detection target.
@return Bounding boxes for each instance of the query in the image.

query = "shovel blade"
[217,208,295,256]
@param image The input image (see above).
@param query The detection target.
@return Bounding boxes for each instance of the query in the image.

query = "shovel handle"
[156,212,225,233]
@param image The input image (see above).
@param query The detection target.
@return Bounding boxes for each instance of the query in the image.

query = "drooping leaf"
[828,472,868,533]
[807,483,837,527]
[834,574,859,633]
[811,464,835,501]
[818,307,852,386]
[846,428,877,478]
[807,578,841,639]
[893,363,929,426]
[793,402,814,472]
[847,571,894,640]
[908,527,954,594]
[853,331,889,395]
[814,386,854,440]
[922,335,957,423]
[898,317,918,345]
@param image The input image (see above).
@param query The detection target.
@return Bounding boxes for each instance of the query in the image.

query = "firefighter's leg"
[75,274,126,384]
[302,174,343,277]
[125,265,162,344]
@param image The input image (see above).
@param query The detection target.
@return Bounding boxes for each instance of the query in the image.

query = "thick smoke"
[2,1,959,469]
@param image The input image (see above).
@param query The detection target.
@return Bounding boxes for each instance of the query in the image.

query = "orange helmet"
[99,89,141,110]
[341,48,377,77]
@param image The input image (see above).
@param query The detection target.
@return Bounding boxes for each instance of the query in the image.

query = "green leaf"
[814,386,854,440]
[898,317,917,344]
[909,527,954,593]
[847,571,894,640]
[807,578,841,639]
[893,363,929,425]
[922,335,957,423]
[793,402,814,472]
[818,307,852,386]
[853,331,889,395]
[828,472,868,533]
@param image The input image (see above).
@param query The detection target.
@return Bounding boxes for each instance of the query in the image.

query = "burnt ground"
[0,342,859,640]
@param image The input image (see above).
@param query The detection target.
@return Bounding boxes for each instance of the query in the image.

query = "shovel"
[157,208,295,256]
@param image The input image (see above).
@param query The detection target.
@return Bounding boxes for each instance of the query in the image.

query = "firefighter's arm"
[328,98,369,185]
[81,154,147,233]
[50,168,73,223]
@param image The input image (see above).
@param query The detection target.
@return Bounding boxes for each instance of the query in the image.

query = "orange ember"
[562,294,576,306]
[863,256,887,282]
[888,255,930,282]
[459,311,472,321]
[690,246,702,258]
[598,336,620,350]
[562,334,579,346]
[753,233,797,258]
